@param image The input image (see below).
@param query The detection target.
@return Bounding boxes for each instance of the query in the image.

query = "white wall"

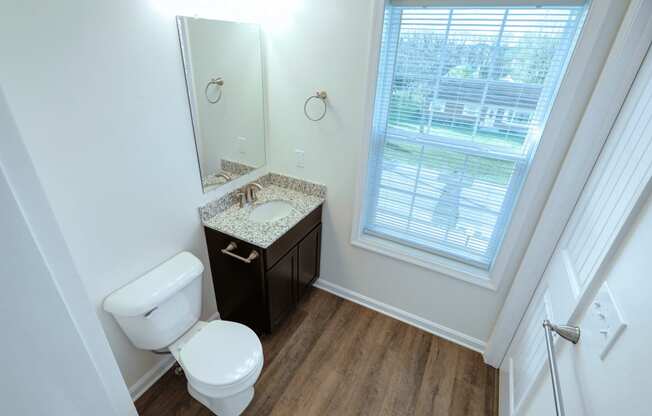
[0,0,502,396]
[263,0,630,349]
[0,0,268,390]
[0,90,136,415]
[264,0,509,346]
[182,17,266,175]
[0,0,623,404]
[520,193,652,415]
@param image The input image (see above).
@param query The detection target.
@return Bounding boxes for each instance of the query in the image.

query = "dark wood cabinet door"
[204,228,265,333]
[297,225,321,300]
[266,247,297,330]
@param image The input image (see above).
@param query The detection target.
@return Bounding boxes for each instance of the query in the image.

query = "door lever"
[544,320,580,344]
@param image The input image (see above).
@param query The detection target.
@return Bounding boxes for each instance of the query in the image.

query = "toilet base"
[187,383,254,416]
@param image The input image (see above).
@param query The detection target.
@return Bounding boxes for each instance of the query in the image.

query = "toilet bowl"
[103,252,263,416]
[170,320,263,416]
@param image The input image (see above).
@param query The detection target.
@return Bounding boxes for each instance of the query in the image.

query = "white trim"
[485,0,652,369]
[128,356,176,401]
[314,278,487,354]
[349,0,498,289]
[391,0,587,6]
[350,0,385,248]
[349,0,498,290]
[351,0,619,293]
[128,311,220,401]
[351,234,495,289]
[176,17,205,190]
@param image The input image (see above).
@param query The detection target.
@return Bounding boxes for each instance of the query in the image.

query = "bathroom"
[2,0,652,415]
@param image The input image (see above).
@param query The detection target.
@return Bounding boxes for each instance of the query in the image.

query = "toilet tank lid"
[103,252,204,317]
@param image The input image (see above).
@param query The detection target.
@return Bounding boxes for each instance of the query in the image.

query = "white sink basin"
[249,200,295,223]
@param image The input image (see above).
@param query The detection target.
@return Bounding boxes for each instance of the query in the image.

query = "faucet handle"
[236,192,246,208]
[247,182,264,203]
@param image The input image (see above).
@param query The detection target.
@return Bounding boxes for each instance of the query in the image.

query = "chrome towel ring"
[304,90,328,121]
[205,77,224,104]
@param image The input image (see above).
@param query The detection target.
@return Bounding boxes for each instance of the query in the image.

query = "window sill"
[351,233,497,291]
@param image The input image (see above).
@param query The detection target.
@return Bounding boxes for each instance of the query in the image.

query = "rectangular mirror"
[177,16,266,193]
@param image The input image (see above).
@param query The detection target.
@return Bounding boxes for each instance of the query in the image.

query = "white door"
[499,41,652,416]
[0,90,137,416]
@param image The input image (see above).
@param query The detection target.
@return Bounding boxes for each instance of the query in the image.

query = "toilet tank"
[103,252,204,350]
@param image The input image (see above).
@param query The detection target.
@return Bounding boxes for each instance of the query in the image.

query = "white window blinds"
[364,3,587,269]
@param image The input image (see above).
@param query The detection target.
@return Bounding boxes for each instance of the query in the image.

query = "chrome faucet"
[236,182,264,208]
[215,171,232,182]
[245,182,263,203]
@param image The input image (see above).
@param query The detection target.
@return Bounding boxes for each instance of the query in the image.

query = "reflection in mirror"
[177,16,266,193]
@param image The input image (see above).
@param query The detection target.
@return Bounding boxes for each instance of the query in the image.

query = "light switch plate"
[237,136,246,154]
[295,149,305,168]
[591,282,626,360]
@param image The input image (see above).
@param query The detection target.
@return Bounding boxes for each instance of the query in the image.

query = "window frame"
[351,0,601,290]
[365,129,530,270]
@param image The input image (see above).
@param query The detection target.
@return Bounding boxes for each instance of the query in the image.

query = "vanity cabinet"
[204,206,322,334]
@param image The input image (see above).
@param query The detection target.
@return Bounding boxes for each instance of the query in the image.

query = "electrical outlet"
[237,137,246,154]
[590,282,626,360]
[295,149,305,168]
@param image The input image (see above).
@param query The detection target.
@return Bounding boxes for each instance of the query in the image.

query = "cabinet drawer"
[264,205,322,269]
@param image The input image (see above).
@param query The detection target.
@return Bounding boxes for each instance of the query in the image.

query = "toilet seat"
[179,320,263,397]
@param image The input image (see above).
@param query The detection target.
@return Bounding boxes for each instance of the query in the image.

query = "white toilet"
[103,251,263,416]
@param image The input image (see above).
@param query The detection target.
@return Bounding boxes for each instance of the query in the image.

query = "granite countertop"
[201,173,326,248]
[202,174,231,189]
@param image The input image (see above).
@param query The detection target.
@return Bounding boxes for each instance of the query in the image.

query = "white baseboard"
[127,284,488,401]
[129,355,176,401]
[314,279,486,354]
[128,311,220,401]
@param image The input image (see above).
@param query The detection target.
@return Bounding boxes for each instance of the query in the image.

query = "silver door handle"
[221,242,259,263]
[543,320,581,416]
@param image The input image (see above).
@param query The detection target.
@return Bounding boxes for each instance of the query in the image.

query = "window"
[362,2,587,270]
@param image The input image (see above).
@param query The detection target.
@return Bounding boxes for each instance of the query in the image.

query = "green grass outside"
[389,119,524,151]
[381,90,528,186]
[383,139,515,186]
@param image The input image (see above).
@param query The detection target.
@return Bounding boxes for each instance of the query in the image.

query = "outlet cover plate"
[295,149,305,168]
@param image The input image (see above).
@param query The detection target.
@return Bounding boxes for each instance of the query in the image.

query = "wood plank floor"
[135,288,498,416]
